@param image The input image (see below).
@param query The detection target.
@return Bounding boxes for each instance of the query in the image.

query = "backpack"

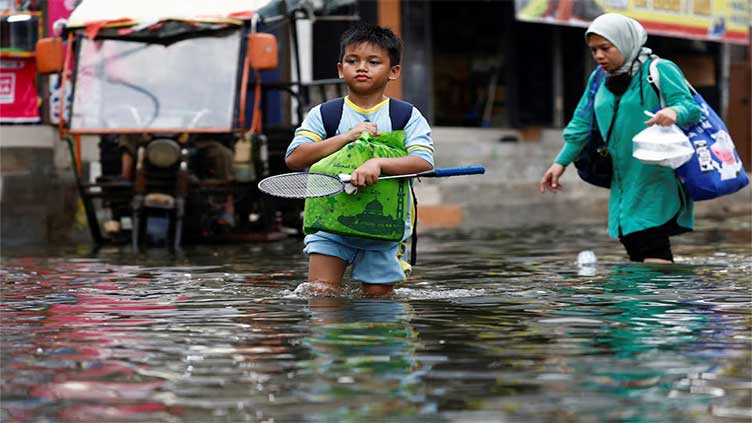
[648,58,749,201]
[573,67,612,188]
[319,97,419,265]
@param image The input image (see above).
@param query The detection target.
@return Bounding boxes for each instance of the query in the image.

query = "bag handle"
[648,58,698,109]
[647,59,666,108]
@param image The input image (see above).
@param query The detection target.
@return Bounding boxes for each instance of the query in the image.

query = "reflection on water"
[298,299,426,422]
[1,217,750,422]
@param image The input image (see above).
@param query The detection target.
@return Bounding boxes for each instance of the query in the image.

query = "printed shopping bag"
[649,59,749,201]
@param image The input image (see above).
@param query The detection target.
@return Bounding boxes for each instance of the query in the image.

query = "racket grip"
[432,166,486,177]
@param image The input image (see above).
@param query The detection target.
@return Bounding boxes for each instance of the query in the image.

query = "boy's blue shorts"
[303,232,412,285]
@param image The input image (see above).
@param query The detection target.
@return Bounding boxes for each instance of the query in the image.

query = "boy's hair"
[339,23,402,66]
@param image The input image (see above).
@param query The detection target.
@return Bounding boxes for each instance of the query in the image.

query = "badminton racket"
[258,165,486,199]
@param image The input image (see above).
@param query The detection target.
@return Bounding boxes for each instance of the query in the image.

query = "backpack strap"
[322,97,414,138]
[386,98,418,265]
[320,97,345,139]
[590,67,606,95]
[388,98,414,130]
[579,67,605,121]
[409,188,418,266]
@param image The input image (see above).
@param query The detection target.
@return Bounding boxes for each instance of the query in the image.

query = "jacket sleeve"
[654,59,702,127]
[555,72,598,166]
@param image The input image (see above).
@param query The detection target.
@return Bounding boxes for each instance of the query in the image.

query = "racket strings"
[258,173,343,198]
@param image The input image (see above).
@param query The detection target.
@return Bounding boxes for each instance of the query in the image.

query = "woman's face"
[587,34,624,72]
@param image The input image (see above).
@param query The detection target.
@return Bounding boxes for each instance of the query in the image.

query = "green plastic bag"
[303,131,410,241]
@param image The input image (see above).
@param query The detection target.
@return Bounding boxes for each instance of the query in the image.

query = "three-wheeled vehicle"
[35,0,352,251]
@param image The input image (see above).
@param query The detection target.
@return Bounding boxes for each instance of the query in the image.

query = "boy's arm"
[286,122,378,170]
[349,156,433,188]
[350,108,434,187]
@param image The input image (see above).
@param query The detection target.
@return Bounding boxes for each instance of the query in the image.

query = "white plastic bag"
[632,122,694,169]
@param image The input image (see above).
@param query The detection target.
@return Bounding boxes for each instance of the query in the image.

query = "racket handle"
[430,166,486,177]
[340,165,486,182]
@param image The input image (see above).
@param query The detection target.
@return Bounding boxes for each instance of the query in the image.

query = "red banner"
[47,0,76,37]
[0,58,40,123]
[46,0,76,123]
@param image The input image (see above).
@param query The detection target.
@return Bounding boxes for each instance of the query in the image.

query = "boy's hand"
[345,122,379,142]
[350,159,382,188]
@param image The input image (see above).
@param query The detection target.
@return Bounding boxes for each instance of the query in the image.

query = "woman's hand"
[350,158,382,188]
[645,107,677,126]
[344,122,379,142]
[539,163,566,193]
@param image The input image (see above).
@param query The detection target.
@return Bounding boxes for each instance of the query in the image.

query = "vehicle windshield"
[70,31,241,131]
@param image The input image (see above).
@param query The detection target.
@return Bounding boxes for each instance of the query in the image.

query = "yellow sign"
[515,0,749,45]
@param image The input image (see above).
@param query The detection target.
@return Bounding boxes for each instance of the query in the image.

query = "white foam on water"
[281,283,486,300]
[281,282,320,299]
[394,287,486,299]
[281,282,361,299]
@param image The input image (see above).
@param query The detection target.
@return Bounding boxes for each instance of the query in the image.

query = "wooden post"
[378,0,402,99]
[74,134,82,175]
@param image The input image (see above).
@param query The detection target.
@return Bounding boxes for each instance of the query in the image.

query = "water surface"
[2,217,750,422]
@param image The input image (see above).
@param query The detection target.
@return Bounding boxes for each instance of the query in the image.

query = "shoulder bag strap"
[648,57,698,109]
[647,58,666,107]
[604,96,622,146]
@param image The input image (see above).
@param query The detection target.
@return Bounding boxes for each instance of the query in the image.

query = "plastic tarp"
[66,0,272,29]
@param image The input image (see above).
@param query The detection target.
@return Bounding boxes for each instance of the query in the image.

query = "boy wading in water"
[285,23,434,297]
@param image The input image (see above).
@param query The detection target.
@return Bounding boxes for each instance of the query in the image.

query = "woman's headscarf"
[585,13,653,76]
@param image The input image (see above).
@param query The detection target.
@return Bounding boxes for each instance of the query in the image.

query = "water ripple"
[1,218,750,422]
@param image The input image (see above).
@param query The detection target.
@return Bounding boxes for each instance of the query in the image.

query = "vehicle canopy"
[61,0,281,133]
[56,0,358,134]
[65,0,272,44]
[67,0,266,24]
[64,0,357,42]
[43,0,361,246]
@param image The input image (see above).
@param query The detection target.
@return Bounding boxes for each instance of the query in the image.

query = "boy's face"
[337,42,400,96]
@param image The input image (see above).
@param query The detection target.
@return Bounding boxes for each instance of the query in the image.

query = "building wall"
[2,125,749,248]
[1,1,749,248]
[0,126,92,248]
[393,1,748,131]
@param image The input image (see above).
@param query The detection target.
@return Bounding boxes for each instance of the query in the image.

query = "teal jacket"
[556,59,702,238]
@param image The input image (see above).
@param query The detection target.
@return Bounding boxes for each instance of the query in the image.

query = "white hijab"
[585,13,653,76]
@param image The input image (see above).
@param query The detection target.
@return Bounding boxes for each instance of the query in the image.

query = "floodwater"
[1,217,750,423]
